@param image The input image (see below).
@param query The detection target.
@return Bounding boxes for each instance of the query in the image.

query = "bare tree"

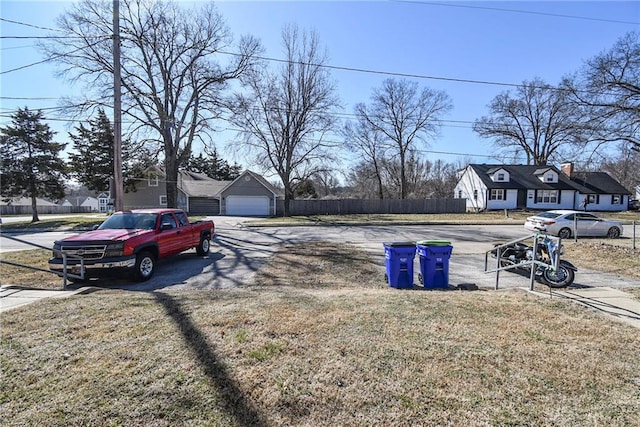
[599,144,640,194]
[342,106,387,199]
[229,24,340,216]
[345,161,389,199]
[357,78,452,199]
[473,78,587,165]
[42,0,260,208]
[564,31,640,150]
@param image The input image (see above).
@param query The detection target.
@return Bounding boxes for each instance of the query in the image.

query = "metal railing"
[0,233,84,290]
[485,233,562,291]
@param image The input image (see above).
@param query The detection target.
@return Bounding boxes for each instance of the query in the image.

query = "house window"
[536,190,558,204]
[159,195,167,205]
[497,173,505,181]
[148,172,159,187]
[458,190,463,198]
[490,189,505,200]
[473,190,478,201]
[587,194,598,204]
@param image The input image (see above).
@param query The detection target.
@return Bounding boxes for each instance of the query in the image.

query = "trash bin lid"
[416,240,451,246]
[383,241,416,247]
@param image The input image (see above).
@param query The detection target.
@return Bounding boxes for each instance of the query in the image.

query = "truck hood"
[60,228,153,242]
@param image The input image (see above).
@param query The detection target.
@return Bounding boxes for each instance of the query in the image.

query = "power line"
[0,36,90,39]
[0,37,110,75]
[1,44,35,51]
[0,17,62,32]
[219,50,608,95]
[395,0,640,26]
[0,96,60,101]
[220,50,524,90]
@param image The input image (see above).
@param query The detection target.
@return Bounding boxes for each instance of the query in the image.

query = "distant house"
[97,192,111,213]
[1,197,57,207]
[61,196,100,212]
[0,196,61,215]
[219,170,281,216]
[454,162,631,212]
[122,167,282,216]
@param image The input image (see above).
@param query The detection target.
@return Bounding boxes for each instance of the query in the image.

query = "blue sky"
[1,0,639,174]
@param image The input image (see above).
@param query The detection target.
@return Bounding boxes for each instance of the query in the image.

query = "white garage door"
[226,196,270,216]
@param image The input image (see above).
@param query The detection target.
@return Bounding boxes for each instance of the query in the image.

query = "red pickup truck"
[49,209,214,282]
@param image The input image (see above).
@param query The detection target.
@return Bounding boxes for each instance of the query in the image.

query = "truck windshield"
[98,213,158,230]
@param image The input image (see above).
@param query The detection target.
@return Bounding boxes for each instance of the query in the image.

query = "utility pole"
[112,0,124,211]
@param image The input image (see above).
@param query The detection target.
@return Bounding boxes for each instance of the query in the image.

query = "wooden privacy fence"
[276,198,466,216]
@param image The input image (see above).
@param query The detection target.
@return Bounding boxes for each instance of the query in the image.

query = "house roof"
[181,179,230,197]
[467,164,578,191]
[570,172,631,195]
[0,197,58,206]
[466,164,630,195]
[218,170,284,197]
[144,166,282,198]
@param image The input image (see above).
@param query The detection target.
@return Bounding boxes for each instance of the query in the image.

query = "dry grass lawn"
[2,242,640,426]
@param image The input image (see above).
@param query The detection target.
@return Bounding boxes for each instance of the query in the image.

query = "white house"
[60,196,100,212]
[454,163,631,212]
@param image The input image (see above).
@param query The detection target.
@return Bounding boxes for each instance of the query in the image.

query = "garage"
[226,196,270,216]
[188,197,220,216]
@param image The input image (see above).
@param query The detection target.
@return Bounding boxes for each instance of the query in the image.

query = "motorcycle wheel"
[541,263,575,288]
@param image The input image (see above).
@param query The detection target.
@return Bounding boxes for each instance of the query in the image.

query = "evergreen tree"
[68,109,113,192]
[0,107,67,222]
[185,146,242,180]
[68,108,156,193]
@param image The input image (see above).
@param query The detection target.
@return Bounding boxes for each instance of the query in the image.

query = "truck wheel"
[196,235,210,256]
[134,251,155,282]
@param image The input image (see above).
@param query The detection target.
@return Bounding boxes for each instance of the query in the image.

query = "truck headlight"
[105,242,125,257]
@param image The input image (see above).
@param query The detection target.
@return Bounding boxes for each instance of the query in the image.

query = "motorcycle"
[491,234,577,288]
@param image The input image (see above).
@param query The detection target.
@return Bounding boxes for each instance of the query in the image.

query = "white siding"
[486,189,517,210]
[454,167,487,211]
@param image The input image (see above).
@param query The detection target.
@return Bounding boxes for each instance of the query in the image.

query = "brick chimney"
[560,162,574,178]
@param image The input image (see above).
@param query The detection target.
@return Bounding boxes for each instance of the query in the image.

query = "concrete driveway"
[2,217,640,319]
[1,216,638,292]
[80,217,639,292]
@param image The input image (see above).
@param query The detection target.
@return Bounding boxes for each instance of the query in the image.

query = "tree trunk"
[164,131,178,209]
[282,185,295,217]
[165,157,178,209]
[399,151,407,199]
[30,194,39,223]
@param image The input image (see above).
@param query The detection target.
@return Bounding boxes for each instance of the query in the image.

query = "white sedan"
[524,210,623,239]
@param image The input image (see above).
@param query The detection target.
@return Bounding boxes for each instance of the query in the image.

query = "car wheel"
[196,235,210,256]
[134,251,155,282]
[607,227,621,239]
[558,228,572,239]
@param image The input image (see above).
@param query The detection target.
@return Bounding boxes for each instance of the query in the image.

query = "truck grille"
[60,245,107,260]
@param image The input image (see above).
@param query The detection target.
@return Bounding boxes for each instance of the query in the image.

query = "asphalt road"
[3,217,637,291]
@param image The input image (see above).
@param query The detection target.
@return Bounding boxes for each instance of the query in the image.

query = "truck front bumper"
[48,256,136,276]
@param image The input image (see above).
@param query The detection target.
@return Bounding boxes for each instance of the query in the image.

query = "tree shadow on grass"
[154,291,267,427]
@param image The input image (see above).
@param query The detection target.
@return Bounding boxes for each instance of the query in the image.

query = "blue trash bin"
[416,241,453,289]
[383,242,416,289]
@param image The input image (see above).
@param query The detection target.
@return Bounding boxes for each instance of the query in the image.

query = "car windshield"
[98,213,158,230]
[535,212,562,219]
